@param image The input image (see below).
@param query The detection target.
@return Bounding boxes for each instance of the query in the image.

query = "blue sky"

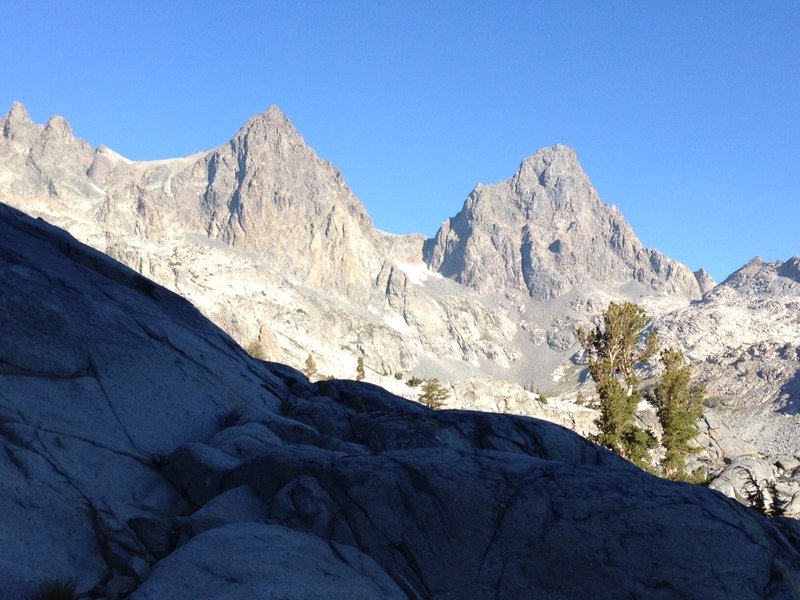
[2,1,797,281]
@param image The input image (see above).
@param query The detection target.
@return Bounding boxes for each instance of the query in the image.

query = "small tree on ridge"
[356,356,366,381]
[419,379,450,409]
[652,347,705,479]
[304,353,317,380]
[578,301,658,466]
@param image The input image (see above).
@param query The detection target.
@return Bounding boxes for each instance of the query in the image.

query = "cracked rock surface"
[2,203,800,599]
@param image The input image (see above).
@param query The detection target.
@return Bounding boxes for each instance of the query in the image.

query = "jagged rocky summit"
[425,145,702,300]
[1,101,392,303]
[3,204,800,598]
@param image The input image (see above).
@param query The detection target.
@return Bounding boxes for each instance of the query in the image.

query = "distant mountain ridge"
[0,102,700,304]
[1,101,798,459]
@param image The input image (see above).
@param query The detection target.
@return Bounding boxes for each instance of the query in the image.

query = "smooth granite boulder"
[1,203,799,599]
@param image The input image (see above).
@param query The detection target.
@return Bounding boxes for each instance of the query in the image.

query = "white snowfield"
[397,261,443,286]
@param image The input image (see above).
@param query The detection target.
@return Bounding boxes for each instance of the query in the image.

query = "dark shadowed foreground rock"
[1,202,800,599]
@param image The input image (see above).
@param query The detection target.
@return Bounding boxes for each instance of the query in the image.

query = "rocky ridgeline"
[1,102,799,490]
[0,103,702,386]
[0,102,535,383]
[3,203,800,599]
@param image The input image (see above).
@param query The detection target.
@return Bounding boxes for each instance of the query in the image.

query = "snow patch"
[97,145,209,167]
[397,262,443,286]
[98,145,133,164]
[90,182,107,196]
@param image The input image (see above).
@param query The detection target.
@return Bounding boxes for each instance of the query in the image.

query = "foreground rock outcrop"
[2,203,800,598]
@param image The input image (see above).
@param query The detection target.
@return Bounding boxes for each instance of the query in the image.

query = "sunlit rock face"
[425,145,701,300]
[2,203,800,599]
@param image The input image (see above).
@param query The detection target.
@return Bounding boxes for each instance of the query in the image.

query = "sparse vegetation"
[743,473,786,517]
[32,577,78,600]
[406,376,423,387]
[245,340,267,360]
[578,302,658,468]
[537,392,548,404]
[575,390,585,406]
[419,379,450,409]
[394,371,404,380]
[303,353,317,380]
[767,481,787,517]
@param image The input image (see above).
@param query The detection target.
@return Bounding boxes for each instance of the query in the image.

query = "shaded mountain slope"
[2,203,800,598]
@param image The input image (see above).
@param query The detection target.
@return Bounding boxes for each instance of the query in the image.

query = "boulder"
[1,203,799,599]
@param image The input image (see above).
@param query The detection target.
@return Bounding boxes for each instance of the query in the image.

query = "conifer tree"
[578,302,658,466]
[356,356,366,381]
[652,348,705,478]
[419,379,450,409]
[303,353,317,380]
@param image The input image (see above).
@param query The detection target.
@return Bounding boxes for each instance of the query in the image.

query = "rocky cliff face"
[425,145,702,300]
[0,103,534,382]
[3,203,800,599]
[1,103,389,303]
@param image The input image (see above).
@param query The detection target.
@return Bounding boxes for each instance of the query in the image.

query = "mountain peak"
[43,114,75,139]
[777,256,800,283]
[263,104,288,120]
[513,144,585,190]
[6,100,31,122]
[427,144,701,300]
[521,143,578,165]
[693,268,717,294]
[227,105,304,157]
[3,101,35,140]
[240,104,295,133]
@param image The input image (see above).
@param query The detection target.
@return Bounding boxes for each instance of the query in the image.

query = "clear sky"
[1,1,797,281]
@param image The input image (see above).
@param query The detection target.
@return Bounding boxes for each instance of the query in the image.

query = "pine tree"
[578,302,658,466]
[419,379,450,409]
[652,348,705,478]
[356,356,366,381]
[303,353,317,380]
